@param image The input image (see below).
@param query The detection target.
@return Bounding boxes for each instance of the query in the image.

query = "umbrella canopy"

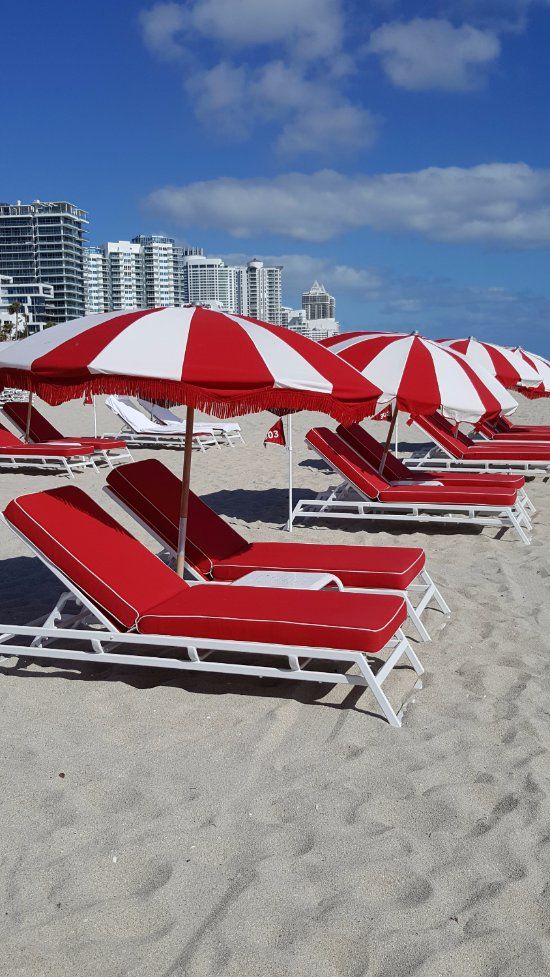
[321,331,517,424]
[0,307,382,575]
[437,336,540,391]
[510,347,550,398]
[0,307,381,422]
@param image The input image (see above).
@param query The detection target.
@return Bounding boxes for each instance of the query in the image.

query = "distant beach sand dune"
[0,395,549,977]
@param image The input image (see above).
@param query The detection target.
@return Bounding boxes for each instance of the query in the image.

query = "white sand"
[0,395,550,976]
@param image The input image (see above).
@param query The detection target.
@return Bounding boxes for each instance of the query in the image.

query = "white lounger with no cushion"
[138,399,245,447]
[105,396,218,451]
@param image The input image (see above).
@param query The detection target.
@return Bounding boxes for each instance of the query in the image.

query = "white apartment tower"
[83,246,107,314]
[132,235,176,308]
[302,281,336,321]
[246,259,282,324]
[104,241,145,311]
[182,255,230,308]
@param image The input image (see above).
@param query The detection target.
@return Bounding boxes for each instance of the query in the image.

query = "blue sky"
[2,0,550,351]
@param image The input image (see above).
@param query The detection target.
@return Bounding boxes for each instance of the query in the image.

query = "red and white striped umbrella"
[0,307,381,421]
[510,347,550,398]
[0,307,382,575]
[322,331,517,424]
[438,336,540,391]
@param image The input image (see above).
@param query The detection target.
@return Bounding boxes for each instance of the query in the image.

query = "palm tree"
[7,301,23,338]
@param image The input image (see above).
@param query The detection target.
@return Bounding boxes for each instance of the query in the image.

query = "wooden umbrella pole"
[379,404,398,474]
[25,391,33,442]
[176,406,195,578]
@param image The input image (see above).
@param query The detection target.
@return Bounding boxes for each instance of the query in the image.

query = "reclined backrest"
[4,401,62,443]
[3,486,187,630]
[138,398,180,426]
[432,412,472,447]
[305,428,389,499]
[337,423,409,480]
[495,415,512,432]
[106,396,153,434]
[413,413,467,458]
[106,459,249,576]
[0,421,26,449]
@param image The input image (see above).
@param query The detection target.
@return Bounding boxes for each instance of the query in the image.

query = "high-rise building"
[83,246,108,314]
[0,273,55,332]
[0,200,88,322]
[104,241,145,311]
[182,255,282,323]
[281,305,340,341]
[181,255,231,308]
[132,235,177,308]
[302,281,335,321]
[246,259,282,324]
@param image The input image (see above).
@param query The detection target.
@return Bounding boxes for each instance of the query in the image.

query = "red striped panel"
[397,337,442,415]
[180,309,274,390]
[32,310,157,379]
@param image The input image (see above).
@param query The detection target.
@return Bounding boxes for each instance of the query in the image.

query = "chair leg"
[420,569,451,616]
[507,507,531,544]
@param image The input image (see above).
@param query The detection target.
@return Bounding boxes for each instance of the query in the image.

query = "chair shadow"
[202,487,317,527]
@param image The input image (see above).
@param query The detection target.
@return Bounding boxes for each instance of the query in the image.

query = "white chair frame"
[0,451,96,478]
[104,398,218,452]
[406,423,550,479]
[138,399,245,448]
[0,519,425,728]
[104,487,451,643]
[293,446,533,545]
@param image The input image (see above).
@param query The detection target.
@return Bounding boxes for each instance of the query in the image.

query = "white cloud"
[190,0,342,59]
[139,0,373,156]
[146,163,550,247]
[139,2,188,60]
[368,18,500,91]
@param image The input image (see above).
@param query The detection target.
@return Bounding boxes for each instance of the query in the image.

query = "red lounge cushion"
[306,427,389,498]
[379,484,517,505]
[3,402,125,451]
[465,444,550,460]
[107,459,248,575]
[482,431,550,442]
[138,585,406,655]
[3,487,186,630]
[108,459,427,590]
[4,401,61,442]
[338,423,525,488]
[76,437,127,449]
[211,542,426,590]
[0,441,94,458]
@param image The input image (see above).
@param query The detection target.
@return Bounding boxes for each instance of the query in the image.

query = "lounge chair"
[491,414,550,437]
[104,458,450,642]
[3,401,132,469]
[0,422,96,477]
[0,485,424,727]
[476,417,550,443]
[293,427,532,544]
[105,396,218,451]
[408,412,550,476]
[337,423,535,518]
[138,399,245,447]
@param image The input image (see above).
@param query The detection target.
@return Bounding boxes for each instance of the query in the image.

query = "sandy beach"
[1,395,550,977]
